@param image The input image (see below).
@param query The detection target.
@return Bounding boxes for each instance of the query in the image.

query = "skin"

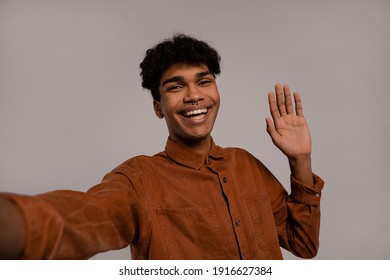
[0,65,315,259]
[154,63,220,157]
[266,84,314,186]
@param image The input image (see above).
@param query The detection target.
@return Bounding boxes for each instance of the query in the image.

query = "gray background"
[0,0,389,259]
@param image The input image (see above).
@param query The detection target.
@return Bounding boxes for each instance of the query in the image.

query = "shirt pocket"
[245,192,279,249]
[156,204,225,259]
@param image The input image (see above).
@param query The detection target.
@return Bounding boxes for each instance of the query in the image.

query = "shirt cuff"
[1,193,63,259]
[290,173,324,205]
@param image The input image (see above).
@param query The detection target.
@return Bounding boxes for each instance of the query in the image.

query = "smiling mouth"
[183,108,209,119]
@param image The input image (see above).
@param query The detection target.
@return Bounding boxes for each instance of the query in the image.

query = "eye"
[167,84,183,92]
[198,79,212,87]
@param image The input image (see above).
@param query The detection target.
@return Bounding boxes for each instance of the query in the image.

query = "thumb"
[265,118,280,143]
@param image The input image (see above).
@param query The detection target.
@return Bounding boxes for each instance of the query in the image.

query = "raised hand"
[266,83,311,159]
[265,84,313,185]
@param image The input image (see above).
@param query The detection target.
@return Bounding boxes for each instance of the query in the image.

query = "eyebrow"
[161,71,212,88]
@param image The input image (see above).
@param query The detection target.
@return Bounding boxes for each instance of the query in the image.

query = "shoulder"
[113,150,172,174]
[220,145,270,171]
[114,153,162,172]
[101,154,164,187]
[223,146,258,161]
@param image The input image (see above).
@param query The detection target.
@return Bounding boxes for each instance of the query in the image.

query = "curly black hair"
[140,34,221,101]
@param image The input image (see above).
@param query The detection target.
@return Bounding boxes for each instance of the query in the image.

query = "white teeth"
[184,108,208,117]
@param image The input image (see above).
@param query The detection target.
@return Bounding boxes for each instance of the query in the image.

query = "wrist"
[288,154,314,186]
[288,154,312,168]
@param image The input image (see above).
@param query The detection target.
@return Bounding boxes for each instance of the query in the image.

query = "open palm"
[266,84,311,159]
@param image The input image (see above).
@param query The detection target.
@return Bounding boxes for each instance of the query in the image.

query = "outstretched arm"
[266,84,314,186]
[0,197,25,259]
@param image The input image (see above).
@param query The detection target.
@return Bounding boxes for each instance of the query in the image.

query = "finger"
[275,83,287,116]
[268,92,280,122]
[283,84,294,115]
[294,92,304,116]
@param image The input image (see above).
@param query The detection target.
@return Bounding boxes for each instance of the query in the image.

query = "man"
[0,34,323,259]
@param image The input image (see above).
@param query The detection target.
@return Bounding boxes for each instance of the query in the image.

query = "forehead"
[160,63,210,84]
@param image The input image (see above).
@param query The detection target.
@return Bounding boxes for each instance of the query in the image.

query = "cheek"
[160,98,180,118]
[212,90,221,107]
[210,85,220,99]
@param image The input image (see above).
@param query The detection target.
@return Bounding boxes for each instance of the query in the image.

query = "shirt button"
[235,219,241,226]
[222,176,228,183]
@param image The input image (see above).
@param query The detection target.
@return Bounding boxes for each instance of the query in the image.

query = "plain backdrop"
[0,0,389,260]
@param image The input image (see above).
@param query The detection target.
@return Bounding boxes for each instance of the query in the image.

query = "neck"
[171,135,212,158]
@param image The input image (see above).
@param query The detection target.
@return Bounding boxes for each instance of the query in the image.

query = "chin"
[178,132,211,144]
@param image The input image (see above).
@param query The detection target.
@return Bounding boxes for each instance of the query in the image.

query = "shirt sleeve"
[0,166,147,260]
[277,173,324,258]
[290,173,323,205]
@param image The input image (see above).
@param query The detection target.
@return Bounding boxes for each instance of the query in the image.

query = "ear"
[153,100,164,119]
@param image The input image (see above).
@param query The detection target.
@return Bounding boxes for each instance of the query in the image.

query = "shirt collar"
[164,137,224,170]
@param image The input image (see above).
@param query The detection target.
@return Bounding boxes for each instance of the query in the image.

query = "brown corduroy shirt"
[3,137,324,259]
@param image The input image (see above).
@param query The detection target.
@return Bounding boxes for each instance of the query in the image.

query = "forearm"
[288,155,314,186]
[278,174,324,258]
[0,196,25,259]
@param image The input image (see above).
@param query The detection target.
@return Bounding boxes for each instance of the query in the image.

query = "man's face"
[154,63,220,145]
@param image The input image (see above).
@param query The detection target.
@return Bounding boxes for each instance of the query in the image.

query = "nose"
[183,84,203,104]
